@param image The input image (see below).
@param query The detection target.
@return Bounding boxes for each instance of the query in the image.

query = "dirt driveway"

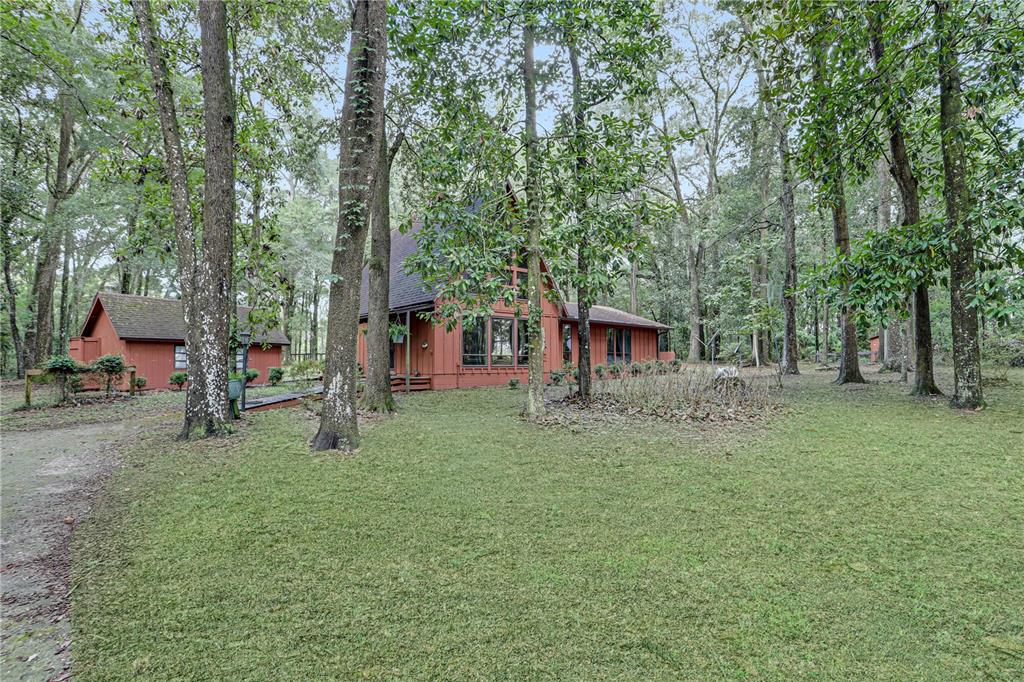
[1,420,132,681]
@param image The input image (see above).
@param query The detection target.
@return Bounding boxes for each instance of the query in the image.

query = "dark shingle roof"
[87,292,290,345]
[563,303,670,331]
[358,228,436,317]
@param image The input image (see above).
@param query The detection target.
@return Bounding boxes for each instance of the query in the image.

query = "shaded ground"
[70,365,1024,680]
[1,421,130,681]
[1,381,184,433]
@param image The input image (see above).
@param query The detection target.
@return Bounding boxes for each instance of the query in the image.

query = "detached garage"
[69,291,290,390]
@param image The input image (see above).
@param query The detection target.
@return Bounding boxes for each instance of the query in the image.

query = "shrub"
[133,376,147,390]
[630,363,643,377]
[670,358,683,371]
[594,364,606,378]
[268,367,285,385]
[169,371,188,390]
[91,354,126,395]
[244,368,259,384]
[508,378,520,389]
[550,369,565,385]
[43,354,84,403]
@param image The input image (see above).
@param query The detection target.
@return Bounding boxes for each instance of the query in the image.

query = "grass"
[0,380,185,431]
[71,367,1024,680]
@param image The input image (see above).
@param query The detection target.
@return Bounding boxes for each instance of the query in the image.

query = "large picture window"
[623,329,632,364]
[174,344,187,370]
[462,319,487,366]
[562,323,572,364]
[607,328,618,365]
[491,318,513,365]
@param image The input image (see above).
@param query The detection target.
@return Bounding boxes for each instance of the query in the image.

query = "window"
[174,344,187,370]
[658,331,670,353]
[517,318,530,365]
[606,328,630,364]
[562,324,572,364]
[515,272,530,301]
[235,348,244,370]
[462,319,487,366]
[491,318,513,365]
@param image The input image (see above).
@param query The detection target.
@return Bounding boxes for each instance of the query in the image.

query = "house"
[356,229,674,391]
[69,292,290,390]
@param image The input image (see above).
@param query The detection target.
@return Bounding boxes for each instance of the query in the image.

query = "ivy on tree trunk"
[312,0,387,450]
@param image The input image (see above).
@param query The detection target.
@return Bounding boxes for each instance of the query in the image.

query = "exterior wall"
[121,341,283,390]
[68,298,285,390]
[869,336,880,363]
[355,266,669,391]
[561,322,663,371]
[356,314,434,378]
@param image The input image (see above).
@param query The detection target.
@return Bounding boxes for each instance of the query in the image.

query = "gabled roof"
[359,228,436,317]
[82,292,291,345]
[563,303,670,331]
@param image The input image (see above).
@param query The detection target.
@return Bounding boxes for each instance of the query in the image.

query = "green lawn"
[71,369,1024,680]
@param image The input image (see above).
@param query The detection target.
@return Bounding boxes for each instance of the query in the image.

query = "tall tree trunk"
[778,119,799,374]
[1,122,26,378]
[687,243,703,362]
[24,94,74,368]
[523,18,545,419]
[281,281,294,363]
[831,184,865,384]
[568,40,591,403]
[312,0,387,450]
[935,0,982,408]
[821,234,830,364]
[133,0,234,438]
[57,224,72,352]
[309,274,319,356]
[869,13,939,393]
[363,124,404,413]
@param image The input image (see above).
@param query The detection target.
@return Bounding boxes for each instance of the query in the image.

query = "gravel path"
[1,421,130,681]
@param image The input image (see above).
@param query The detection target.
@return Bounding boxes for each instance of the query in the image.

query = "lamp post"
[239,329,251,411]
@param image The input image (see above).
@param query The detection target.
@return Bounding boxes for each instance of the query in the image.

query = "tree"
[132,0,235,438]
[867,7,941,396]
[522,16,545,419]
[311,0,387,451]
[934,0,982,408]
[362,120,404,414]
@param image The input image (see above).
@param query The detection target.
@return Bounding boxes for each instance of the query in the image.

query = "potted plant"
[388,322,409,344]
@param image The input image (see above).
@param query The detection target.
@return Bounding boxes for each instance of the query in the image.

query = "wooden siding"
[561,322,662,370]
[69,298,284,390]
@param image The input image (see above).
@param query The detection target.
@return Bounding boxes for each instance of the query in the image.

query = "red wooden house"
[356,229,673,391]
[69,292,290,390]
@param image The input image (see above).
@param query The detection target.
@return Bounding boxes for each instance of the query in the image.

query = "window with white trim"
[174,344,187,369]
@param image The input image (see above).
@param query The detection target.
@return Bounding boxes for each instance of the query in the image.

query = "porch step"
[390,375,431,391]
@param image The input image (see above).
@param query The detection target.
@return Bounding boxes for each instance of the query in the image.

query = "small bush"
[169,371,188,390]
[670,358,683,371]
[43,354,84,403]
[244,368,259,384]
[550,369,565,386]
[133,376,147,390]
[594,364,606,378]
[268,367,285,385]
[508,378,520,389]
[91,354,126,395]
